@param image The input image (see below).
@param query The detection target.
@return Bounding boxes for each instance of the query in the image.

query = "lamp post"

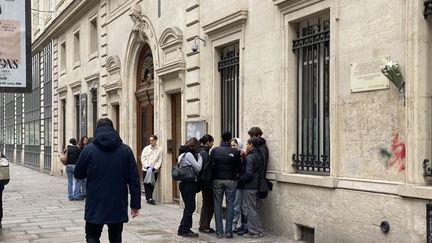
[90,81,98,132]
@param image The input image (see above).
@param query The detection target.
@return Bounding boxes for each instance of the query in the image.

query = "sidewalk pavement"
[0,163,301,242]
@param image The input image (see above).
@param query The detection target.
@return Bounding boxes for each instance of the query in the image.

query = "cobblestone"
[0,163,301,242]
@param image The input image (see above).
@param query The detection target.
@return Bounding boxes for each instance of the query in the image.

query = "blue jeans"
[80,178,87,197]
[232,189,243,227]
[213,179,237,235]
[66,165,82,200]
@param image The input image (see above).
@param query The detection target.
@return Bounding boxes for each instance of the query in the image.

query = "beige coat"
[141,145,163,171]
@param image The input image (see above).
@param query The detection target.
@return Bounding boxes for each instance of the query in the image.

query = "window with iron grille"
[16,94,23,145]
[292,18,330,173]
[25,53,41,146]
[5,94,14,145]
[43,43,52,146]
[25,53,42,168]
[218,42,240,137]
[43,43,53,172]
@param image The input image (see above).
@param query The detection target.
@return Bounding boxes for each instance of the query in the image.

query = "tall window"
[43,43,52,171]
[25,53,42,168]
[89,17,98,55]
[5,94,14,145]
[73,31,80,65]
[16,94,23,163]
[60,41,66,72]
[218,43,240,137]
[75,95,80,140]
[292,18,330,173]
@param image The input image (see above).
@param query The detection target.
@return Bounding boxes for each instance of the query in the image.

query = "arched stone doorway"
[135,44,155,179]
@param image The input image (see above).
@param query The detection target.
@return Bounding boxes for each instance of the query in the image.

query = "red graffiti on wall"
[387,134,406,172]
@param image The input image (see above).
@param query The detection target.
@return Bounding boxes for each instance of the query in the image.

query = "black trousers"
[0,189,3,223]
[199,183,214,229]
[143,171,158,201]
[85,222,123,243]
[178,181,197,233]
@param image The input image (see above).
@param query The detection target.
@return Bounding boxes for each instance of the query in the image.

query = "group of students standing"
[65,136,91,201]
[176,127,269,239]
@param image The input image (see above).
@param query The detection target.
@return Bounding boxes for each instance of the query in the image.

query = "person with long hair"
[78,136,90,199]
[66,138,82,201]
[177,137,202,237]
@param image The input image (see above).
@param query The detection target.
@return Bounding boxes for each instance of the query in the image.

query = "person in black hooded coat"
[74,118,141,243]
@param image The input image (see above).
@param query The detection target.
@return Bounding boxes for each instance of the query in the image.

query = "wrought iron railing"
[44,146,52,173]
[16,145,22,164]
[4,144,14,161]
[24,145,40,169]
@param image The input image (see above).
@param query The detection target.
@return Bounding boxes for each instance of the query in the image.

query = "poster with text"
[0,0,31,93]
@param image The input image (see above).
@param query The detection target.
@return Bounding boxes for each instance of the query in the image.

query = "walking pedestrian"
[0,177,3,229]
[237,137,264,238]
[78,136,90,199]
[140,135,163,205]
[177,137,202,237]
[210,131,241,238]
[0,153,7,229]
[65,138,82,201]
[74,118,141,243]
[198,134,215,234]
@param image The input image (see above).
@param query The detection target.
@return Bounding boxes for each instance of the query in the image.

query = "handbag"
[144,170,156,185]
[59,147,68,165]
[172,153,196,182]
[257,178,273,199]
[0,157,10,185]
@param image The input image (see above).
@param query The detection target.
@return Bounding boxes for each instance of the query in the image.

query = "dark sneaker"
[182,231,199,237]
[243,233,260,238]
[233,225,244,233]
[216,233,223,238]
[237,228,248,236]
[225,232,233,238]
[199,228,215,233]
[147,199,156,205]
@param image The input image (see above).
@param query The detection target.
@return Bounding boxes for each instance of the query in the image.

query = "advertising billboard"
[0,0,31,93]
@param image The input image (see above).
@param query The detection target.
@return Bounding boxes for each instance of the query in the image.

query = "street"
[0,163,300,242]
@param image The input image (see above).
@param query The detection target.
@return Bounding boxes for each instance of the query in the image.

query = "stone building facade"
[3,0,431,241]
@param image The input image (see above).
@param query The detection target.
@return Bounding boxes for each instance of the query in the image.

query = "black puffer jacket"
[66,145,81,165]
[211,141,241,180]
[237,148,260,190]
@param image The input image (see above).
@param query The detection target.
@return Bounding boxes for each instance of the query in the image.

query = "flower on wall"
[381,60,405,104]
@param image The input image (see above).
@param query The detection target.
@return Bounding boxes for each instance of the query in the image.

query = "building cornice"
[32,0,99,53]
[156,61,186,79]
[202,10,248,38]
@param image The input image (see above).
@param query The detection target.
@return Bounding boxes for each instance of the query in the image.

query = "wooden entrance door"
[171,93,181,201]
[136,44,155,181]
